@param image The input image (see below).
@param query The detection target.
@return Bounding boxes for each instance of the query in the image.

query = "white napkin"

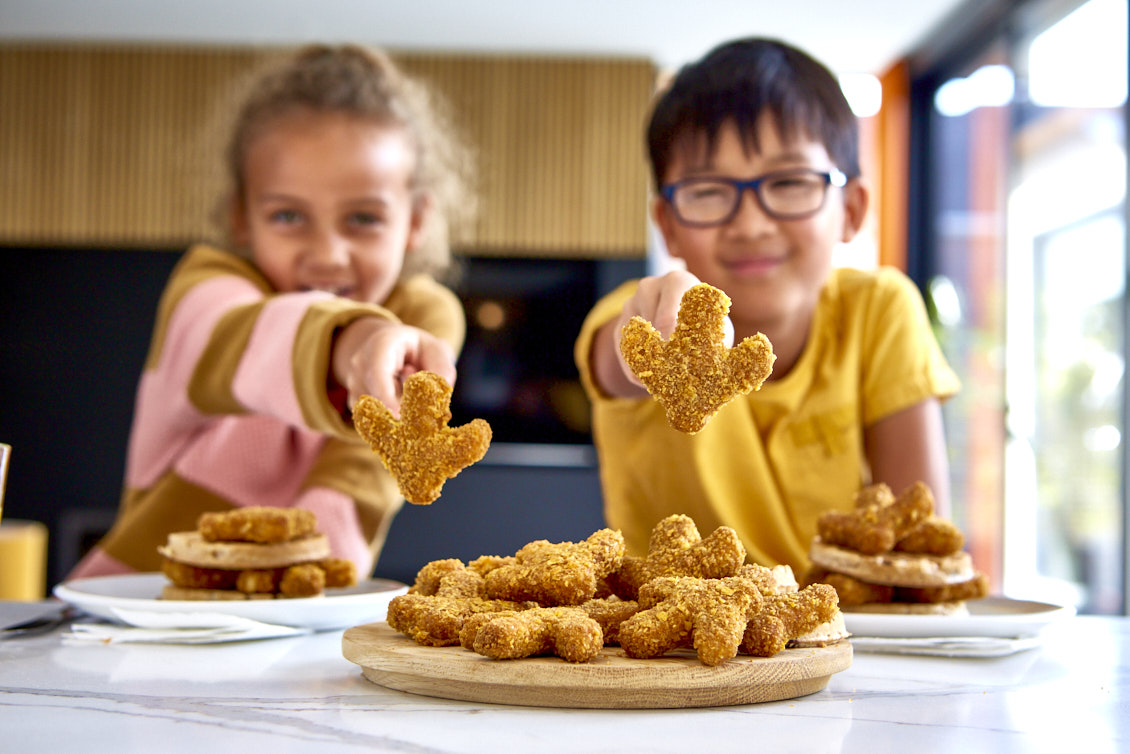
[64,608,311,644]
[850,634,1043,657]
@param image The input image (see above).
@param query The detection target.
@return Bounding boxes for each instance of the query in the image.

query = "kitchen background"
[1,0,1126,615]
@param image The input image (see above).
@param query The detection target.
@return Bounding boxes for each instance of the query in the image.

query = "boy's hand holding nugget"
[620,282,775,433]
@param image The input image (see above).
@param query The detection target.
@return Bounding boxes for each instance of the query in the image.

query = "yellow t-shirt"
[574,266,960,572]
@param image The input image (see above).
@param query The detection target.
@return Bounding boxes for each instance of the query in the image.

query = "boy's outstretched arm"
[864,398,952,517]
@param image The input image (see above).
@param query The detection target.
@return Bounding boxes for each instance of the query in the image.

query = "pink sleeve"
[232,292,336,428]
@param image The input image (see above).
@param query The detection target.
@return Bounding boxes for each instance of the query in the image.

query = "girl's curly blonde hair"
[213,44,476,281]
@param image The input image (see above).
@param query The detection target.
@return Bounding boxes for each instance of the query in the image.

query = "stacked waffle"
[157,507,356,600]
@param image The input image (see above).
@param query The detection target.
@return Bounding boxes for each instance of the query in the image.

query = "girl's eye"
[348,211,383,228]
[269,209,303,225]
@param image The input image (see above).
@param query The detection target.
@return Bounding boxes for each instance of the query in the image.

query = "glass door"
[915,0,1128,613]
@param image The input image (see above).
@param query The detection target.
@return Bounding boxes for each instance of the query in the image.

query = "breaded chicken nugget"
[318,558,358,589]
[279,563,325,597]
[236,568,282,594]
[160,558,240,590]
[817,482,934,555]
[460,607,605,663]
[198,506,317,544]
[387,593,533,647]
[810,569,894,607]
[620,283,775,434]
[606,514,745,600]
[741,584,840,657]
[895,517,965,556]
[578,597,640,645]
[483,529,625,606]
[619,575,764,666]
[353,372,492,504]
[895,573,990,604]
[409,558,468,595]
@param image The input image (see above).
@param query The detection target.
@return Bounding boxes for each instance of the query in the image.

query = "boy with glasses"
[575,38,960,572]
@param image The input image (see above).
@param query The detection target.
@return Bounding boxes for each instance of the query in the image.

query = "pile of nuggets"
[386,514,846,665]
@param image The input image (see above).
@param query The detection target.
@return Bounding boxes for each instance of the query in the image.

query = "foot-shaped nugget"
[816,481,934,555]
[620,283,775,433]
[483,529,625,606]
[354,371,492,504]
[459,607,605,663]
[386,593,532,646]
[606,514,746,600]
[618,575,764,666]
[741,583,840,657]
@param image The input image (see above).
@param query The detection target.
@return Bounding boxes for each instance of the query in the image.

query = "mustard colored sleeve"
[383,274,466,353]
[293,297,399,436]
[298,275,466,438]
[860,267,961,426]
[574,279,640,401]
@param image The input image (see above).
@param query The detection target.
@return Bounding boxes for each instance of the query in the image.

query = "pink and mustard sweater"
[69,244,465,579]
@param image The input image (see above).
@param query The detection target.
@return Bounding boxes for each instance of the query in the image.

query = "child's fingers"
[722,315,735,349]
[643,271,703,339]
[411,335,457,387]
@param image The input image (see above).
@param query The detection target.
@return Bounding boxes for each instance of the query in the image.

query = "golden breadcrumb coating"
[606,514,745,600]
[278,563,325,597]
[459,607,605,663]
[161,558,240,590]
[619,283,775,434]
[409,558,467,595]
[741,583,840,657]
[163,557,351,598]
[619,575,764,667]
[236,568,281,594]
[386,593,533,647]
[466,554,515,575]
[895,516,965,556]
[353,371,492,504]
[817,482,934,555]
[578,597,640,645]
[483,529,625,606]
[198,506,317,544]
[807,568,894,607]
[318,558,357,589]
[895,573,990,604]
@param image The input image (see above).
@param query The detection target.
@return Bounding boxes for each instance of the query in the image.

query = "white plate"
[843,596,1074,639]
[54,573,408,631]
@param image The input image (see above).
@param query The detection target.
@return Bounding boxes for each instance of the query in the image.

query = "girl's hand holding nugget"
[333,316,457,417]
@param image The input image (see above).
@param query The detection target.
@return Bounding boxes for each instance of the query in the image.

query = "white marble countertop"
[1,607,1126,753]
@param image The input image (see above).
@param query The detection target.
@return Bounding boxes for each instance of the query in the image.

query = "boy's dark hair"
[646,38,860,190]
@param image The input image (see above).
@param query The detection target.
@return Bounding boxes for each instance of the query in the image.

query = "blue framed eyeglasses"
[660,168,848,227]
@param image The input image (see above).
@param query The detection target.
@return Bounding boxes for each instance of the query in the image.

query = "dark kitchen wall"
[0,246,644,585]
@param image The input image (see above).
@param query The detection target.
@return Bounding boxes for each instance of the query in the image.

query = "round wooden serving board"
[342,622,852,709]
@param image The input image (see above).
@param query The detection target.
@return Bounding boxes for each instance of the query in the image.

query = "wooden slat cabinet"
[0,45,655,258]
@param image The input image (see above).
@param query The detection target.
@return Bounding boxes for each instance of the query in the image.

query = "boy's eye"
[765,173,820,192]
[682,182,734,203]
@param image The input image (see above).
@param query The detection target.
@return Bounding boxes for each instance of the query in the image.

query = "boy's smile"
[653,116,867,365]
